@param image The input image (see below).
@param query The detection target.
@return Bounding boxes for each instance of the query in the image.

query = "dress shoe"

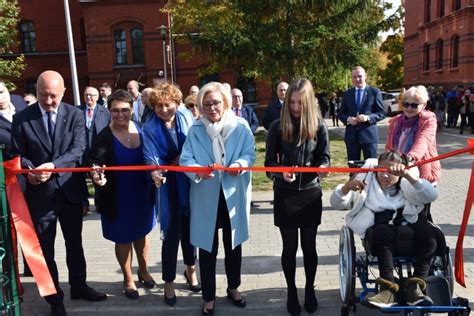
[137,271,156,289]
[70,286,107,301]
[50,303,66,316]
[287,289,301,316]
[202,301,215,315]
[124,288,139,300]
[226,288,246,308]
[184,270,201,292]
[164,293,177,306]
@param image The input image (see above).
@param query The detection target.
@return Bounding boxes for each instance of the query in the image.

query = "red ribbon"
[2,141,474,288]
[3,157,56,297]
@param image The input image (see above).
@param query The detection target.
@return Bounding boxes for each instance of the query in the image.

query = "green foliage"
[0,0,25,88]
[377,33,404,90]
[165,0,400,92]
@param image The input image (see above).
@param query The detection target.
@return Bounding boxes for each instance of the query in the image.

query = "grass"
[252,129,348,191]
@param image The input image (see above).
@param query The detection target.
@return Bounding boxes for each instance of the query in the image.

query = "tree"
[0,0,25,89]
[165,0,401,92]
[377,33,404,90]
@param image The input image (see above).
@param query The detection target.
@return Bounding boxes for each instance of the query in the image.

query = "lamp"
[157,25,168,82]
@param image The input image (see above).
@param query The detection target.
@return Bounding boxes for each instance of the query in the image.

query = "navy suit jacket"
[338,85,385,144]
[263,99,283,130]
[11,102,87,212]
[236,105,259,133]
[78,104,111,158]
[0,96,27,160]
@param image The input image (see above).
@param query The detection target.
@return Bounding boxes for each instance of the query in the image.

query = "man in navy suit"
[263,81,288,130]
[11,71,107,316]
[338,66,385,161]
[231,88,259,133]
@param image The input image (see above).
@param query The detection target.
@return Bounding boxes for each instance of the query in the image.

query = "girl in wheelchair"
[330,150,441,308]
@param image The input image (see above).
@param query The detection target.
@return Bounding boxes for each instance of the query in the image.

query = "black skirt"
[273,186,323,228]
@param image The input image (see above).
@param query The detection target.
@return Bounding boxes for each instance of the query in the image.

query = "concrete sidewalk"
[18,120,474,315]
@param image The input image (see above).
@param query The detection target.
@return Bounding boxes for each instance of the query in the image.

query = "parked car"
[381,91,401,116]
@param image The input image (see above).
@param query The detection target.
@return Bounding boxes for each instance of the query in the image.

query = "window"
[24,78,36,95]
[438,0,445,17]
[423,43,430,71]
[114,29,127,65]
[453,0,461,11]
[424,0,431,23]
[19,21,37,53]
[451,35,459,68]
[435,39,444,70]
[79,18,86,50]
[130,28,144,64]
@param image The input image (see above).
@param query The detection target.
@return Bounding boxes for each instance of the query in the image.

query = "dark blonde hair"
[280,79,320,145]
[149,82,183,108]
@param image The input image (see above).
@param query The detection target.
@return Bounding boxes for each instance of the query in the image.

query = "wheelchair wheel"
[339,225,356,306]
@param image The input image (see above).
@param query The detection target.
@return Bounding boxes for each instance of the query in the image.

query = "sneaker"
[366,278,399,308]
[404,277,433,306]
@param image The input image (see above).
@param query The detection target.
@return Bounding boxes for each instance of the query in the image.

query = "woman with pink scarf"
[385,85,441,184]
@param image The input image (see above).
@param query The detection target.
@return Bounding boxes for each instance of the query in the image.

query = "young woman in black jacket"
[265,79,330,316]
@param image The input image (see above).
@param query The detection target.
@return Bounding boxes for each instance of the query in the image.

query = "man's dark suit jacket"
[0,96,27,159]
[237,104,259,133]
[11,102,87,213]
[338,85,385,144]
[263,99,283,130]
[77,104,111,159]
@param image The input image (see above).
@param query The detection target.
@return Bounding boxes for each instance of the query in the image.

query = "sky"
[381,0,403,39]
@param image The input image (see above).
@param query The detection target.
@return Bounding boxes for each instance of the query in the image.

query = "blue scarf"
[142,111,191,239]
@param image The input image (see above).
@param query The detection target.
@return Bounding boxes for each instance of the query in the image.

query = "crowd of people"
[0,66,449,316]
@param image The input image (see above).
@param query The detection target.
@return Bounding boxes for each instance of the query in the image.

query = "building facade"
[6,0,272,106]
[404,0,474,89]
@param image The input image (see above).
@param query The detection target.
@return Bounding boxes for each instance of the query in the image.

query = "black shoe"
[70,286,107,301]
[287,289,301,316]
[184,270,202,292]
[304,288,318,313]
[124,288,139,300]
[50,303,66,316]
[226,288,246,308]
[202,301,215,315]
[164,293,177,306]
[137,271,156,289]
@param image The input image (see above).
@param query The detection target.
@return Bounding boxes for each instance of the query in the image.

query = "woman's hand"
[226,162,241,177]
[151,170,167,187]
[388,163,419,184]
[341,179,366,195]
[282,171,296,183]
[318,165,329,178]
[91,165,107,186]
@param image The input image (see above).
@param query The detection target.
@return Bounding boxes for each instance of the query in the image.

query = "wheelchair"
[338,162,469,316]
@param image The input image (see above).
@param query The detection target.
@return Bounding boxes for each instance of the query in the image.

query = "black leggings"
[373,218,439,282]
[279,227,319,292]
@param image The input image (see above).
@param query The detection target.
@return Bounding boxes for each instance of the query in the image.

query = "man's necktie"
[356,89,363,113]
[47,111,55,141]
[87,108,93,129]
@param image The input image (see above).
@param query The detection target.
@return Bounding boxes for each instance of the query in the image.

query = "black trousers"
[373,216,439,282]
[345,141,378,162]
[31,190,87,305]
[199,191,242,302]
[161,208,197,282]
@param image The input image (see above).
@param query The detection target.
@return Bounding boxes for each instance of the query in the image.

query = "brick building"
[7,0,272,106]
[404,0,474,89]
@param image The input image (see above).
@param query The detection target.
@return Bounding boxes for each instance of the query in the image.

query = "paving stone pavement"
[18,118,473,315]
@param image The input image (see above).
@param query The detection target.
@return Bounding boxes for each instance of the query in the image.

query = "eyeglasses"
[110,108,131,114]
[202,100,222,110]
[85,94,98,98]
[402,102,422,109]
[187,103,196,108]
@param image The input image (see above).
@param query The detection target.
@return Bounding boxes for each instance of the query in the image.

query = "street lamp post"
[157,25,168,82]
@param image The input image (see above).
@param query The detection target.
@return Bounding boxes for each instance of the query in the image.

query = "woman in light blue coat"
[180,82,256,315]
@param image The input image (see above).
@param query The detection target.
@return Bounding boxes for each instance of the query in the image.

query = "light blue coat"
[179,118,256,252]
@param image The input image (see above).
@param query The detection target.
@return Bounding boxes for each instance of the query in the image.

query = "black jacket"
[264,119,330,191]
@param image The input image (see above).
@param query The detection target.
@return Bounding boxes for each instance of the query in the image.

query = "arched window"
[19,21,37,53]
[450,35,459,68]
[424,0,431,23]
[438,0,445,17]
[114,29,127,65]
[423,43,430,71]
[131,28,144,64]
[435,39,444,70]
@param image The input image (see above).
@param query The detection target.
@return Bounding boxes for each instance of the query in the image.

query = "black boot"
[287,288,301,316]
[304,287,318,313]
